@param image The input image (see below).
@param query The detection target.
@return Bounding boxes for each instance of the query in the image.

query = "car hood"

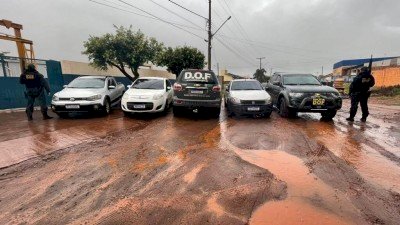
[56,88,104,98]
[124,89,165,97]
[284,85,338,93]
[230,90,270,100]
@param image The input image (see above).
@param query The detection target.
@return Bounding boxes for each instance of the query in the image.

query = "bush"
[372,85,400,96]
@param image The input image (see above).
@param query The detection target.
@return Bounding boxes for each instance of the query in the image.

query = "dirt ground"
[0,99,399,225]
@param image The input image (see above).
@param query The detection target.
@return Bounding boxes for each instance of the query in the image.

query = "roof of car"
[78,76,107,79]
[137,77,166,80]
[276,73,314,76]
[231,79,257,82]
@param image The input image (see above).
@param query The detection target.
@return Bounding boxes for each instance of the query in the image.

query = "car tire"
[226,102,234,117]
[279,98,296,118]
[321,110,337,120]
[103,98,111,115]
[162,100,170,115]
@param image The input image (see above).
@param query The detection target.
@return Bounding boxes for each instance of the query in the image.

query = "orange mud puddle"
[219,120,364,225]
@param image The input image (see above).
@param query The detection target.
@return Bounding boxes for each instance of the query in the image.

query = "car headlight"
[265,96,272,104]
[52,95,59,101]
[153,94,164,100]
[289,92,303,98]
[231,97,241,104]
[87,94,102,101]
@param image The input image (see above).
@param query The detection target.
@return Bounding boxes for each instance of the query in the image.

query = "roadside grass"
[372,85,400,97]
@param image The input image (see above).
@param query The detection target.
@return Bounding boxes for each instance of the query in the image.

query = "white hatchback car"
[121,77,173,115]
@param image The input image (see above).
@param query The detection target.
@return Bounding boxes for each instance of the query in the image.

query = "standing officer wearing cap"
[19,64,53,121]
[346,67,375,122]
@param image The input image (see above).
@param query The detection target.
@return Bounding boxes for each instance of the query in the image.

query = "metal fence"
[0,56,64,110]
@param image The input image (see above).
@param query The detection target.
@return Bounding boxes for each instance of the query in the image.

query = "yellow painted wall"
[219,69,233,82]
[61,60,175,79]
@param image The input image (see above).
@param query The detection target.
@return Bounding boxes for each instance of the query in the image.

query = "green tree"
[156,46,205,77]
[253,68,270,83]
[83,26,163,81]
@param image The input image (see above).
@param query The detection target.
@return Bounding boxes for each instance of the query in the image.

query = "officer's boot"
[26,109,33,121]
[360,117,367,122]
[42,110,53,120]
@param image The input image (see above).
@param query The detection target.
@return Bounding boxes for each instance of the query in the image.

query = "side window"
[110,78,117,86]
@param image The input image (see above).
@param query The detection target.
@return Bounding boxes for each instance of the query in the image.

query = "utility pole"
[321,66,324,76]
[207,0,212,70]
[256,57,265,70]
[168,0,231,71]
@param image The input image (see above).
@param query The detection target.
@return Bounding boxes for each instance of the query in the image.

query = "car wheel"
[279,98,296,118]
[279,98,289,118]
[162,100,169,114]
[321,110,337,120]
[103,98,111,115]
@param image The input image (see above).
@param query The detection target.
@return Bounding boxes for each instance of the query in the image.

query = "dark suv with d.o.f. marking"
[173,69,221,117]
[265,73,342,120]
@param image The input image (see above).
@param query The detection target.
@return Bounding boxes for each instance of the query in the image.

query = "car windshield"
[231,81,262,90]
[283,75,321,85]
[131,79,164,90]
[68,78,105,88]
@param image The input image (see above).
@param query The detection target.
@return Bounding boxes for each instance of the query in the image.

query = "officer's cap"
[27,63,36,71]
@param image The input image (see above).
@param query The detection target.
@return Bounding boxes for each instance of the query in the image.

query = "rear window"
[231,81,263,90]
[131,79,164,90]
[178,71,217,84]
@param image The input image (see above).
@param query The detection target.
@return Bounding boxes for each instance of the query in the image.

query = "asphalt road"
[0,100,399,225]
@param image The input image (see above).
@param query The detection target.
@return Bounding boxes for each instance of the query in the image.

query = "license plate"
[312,98,325,106]
[65,104,80,109]
[247,107,260,111]
[134,104,146,109]
[191,90,203,94]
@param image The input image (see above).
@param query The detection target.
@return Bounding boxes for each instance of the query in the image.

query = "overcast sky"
[1,0,400,76]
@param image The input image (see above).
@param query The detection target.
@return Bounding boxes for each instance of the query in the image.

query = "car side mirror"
[127,85,131,89]
[166,86,171,91]
[63,85,68,88]
[225,86,229,92]
[108,85,116,89]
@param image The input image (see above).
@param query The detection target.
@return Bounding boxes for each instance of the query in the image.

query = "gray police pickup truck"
[265,73,342,120]
[172,69,221,117]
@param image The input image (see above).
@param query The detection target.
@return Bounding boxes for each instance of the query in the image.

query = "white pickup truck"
[51,76,125,117]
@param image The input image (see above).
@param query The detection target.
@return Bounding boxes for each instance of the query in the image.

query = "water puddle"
[218,119,364,225]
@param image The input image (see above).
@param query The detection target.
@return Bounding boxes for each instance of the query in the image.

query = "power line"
[215,37,257,67]
[148,0,206,30]
[89,0,204,31]
[168,0,208,20]
[113,0,207,40]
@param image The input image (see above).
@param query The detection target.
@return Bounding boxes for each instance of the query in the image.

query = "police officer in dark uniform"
[346,67,375,122]
[19,64,53,121]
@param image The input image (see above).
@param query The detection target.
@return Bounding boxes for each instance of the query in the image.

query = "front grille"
[127,102,154,110]
[59,97,86,101]
[240,100,265,105]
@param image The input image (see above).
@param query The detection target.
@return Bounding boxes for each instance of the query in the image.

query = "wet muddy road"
[0,100,399,225]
